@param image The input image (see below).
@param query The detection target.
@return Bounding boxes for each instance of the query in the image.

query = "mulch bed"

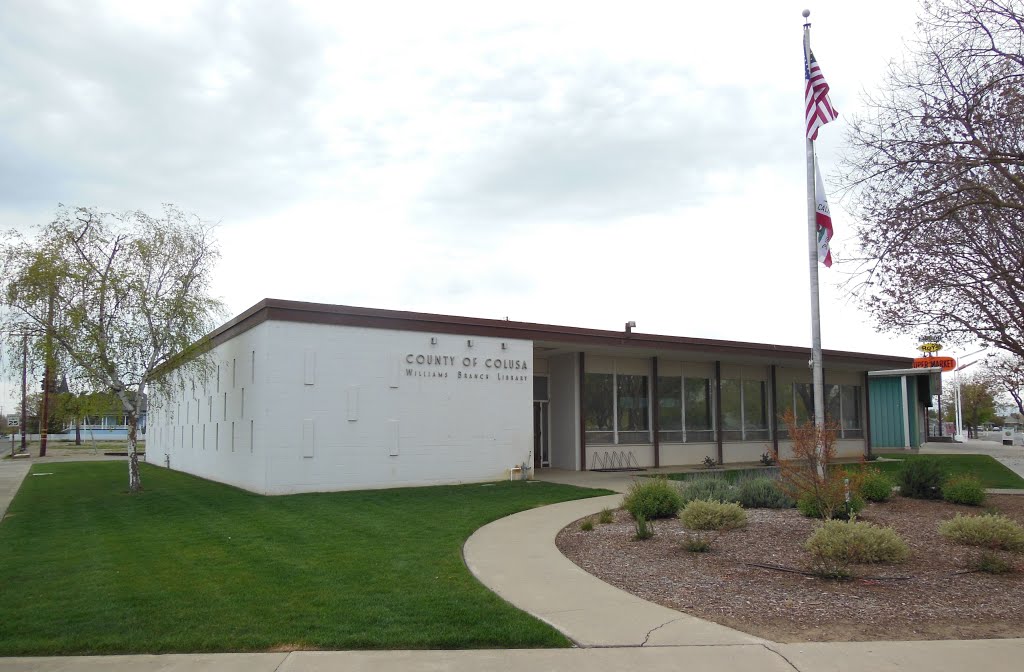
[556,495,1024,642]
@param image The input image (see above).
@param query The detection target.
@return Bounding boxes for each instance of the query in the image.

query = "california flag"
[813,152,833,267]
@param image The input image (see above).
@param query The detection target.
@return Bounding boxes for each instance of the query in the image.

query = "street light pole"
[953,348,986,441]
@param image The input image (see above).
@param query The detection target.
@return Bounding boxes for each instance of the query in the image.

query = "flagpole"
[803,9,826,477]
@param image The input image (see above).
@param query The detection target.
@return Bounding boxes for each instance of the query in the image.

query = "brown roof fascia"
[203,299,913,369]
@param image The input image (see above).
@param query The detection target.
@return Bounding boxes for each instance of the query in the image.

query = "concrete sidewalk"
[4,639,1024,672]
[0,458,31,521]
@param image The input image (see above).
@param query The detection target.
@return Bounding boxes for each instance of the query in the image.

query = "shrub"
[597,507,614,524]
[777,412,863,519]
[679,500,747,531]
[737,477,793,509]
[942,474,986,506]
[804,520,910,577]
[622,478,683,521]
[897,458,944,499]
[580,519,594,532]
[633,515,653,540]
[759,451,775,466]
[939,514,1024,551]
[973,551,1015,574]
[859,469,894,502]
[679,477,739,505]
[682,535,713,552]
[797,492,864,520]
[702,455,717,469]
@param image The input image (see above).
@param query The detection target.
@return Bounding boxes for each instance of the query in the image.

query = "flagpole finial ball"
[802,9,810,17]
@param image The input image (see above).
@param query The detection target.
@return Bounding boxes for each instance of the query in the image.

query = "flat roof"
[204,298,914,370]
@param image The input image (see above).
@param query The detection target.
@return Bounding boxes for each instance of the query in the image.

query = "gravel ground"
[556,495,1024,642]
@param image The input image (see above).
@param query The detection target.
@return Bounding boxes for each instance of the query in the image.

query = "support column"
[651,357,660,468]
[578,352,586,472]
[770,365,779,457]
[715,360,723,465]
[864,371,872,459]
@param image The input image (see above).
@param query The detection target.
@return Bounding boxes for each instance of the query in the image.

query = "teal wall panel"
[869,377,905,448]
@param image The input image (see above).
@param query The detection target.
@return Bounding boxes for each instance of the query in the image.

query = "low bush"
[623,478,683,521]
[804,520,910,577]
[897,458,944,499]
[797,492,864,520]
[938,513,1024,551]
[679,500,747,531]
[759,451,775,466]
[679,477,739,505]
[681,535,713,552]
[942,474,986,506]
[597,507,614,524]
[702,455,718,469]
[973,551,1015,574]
[859,469,894,503]
[737,477,793,509]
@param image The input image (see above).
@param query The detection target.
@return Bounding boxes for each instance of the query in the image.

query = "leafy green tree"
[960,375,998,438]
[1,205,223,491]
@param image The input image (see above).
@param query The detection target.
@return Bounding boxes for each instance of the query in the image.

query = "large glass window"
[721,377,769,441]
[658,376,714,443]
[684,377,714,442]
[617,374,649,443]
[584,370,651,445]
[777,383,862,439]
[583,373,614,444]
[658,376,683,442]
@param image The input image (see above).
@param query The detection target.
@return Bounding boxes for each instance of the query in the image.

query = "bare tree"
[840,0,1024,358]
[1,205,224,491]
[984,353,1024,416]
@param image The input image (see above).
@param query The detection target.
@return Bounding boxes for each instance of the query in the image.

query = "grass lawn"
[868,453,1024,489]
[0,462,611,655]
[659,454,1024,490]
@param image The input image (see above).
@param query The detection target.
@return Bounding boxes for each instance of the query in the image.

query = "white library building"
[146,299,930,495]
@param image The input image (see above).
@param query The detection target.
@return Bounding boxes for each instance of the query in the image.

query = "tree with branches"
[841,0,1024,358]
[983,353,1024,417]
[1,204,224,491]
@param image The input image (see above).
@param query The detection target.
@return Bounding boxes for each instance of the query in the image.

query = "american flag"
[805,50,837,141]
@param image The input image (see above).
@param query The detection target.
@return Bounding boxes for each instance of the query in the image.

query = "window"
[684,377,714,442]
[721,378,769,441]
[657,377,683,442]
[617,374,649,443]
[658,376,714,443]
[583,373,614,444]
[776,382,862,439]
[584,371,651,445]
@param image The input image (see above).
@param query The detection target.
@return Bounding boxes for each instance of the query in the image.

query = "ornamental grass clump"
[736,477,793,509]
[897,458,944,499]
[938,513,1024,552]
[859,468,895,503]
[804,519,910,578]
[622,478,683,521]
[597,507,614,524]
[678,477,739,505]
[942,474,986,506]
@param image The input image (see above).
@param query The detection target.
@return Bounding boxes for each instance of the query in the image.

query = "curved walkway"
[464,490,765,648]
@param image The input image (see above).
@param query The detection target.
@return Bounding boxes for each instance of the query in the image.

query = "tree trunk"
[75,418,81,446]
[128,411,142,493]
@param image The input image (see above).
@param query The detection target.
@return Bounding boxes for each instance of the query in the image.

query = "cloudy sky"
[1,0,950,406]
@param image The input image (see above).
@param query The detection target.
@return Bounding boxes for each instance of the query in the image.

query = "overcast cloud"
[1,0,949,404]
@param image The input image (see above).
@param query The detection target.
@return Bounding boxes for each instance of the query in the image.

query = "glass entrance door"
[533,401,549,468]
